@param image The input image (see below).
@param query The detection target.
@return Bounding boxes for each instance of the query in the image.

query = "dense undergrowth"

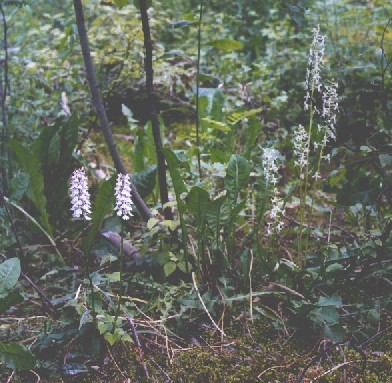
[0,0,391,382]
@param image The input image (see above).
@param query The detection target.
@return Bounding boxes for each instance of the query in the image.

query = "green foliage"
[1,0,392,381]
[10,140,52,236]
[85,178,116,255]
[0,258,23,314]
[0,342,36,371]
[0,257,21,292]
[224,154,250,204]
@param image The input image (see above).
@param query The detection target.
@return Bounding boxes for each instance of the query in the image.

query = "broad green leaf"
[177,262,188,273]
[206,196,227,237]
[106,272,121,282]
[187,186,209,226]
[48,130,60,167]
[312,306,339,325]
[131,165,157,198]
[366,308,380,325]
[160,220,180,231]
[104,332,120,346]
[9,172,29,202]
[0,258,21,292]
[0,342,36,370]
[162,149,187,196]
[208,39,243,51]
[164,261,176,277]
[85,178,116,255]
[224,154,250,203]
[317,295,343,307]
[10,141,52,235]
[325,263,343,273]
[322,323,345,342]
[198,88,224,119]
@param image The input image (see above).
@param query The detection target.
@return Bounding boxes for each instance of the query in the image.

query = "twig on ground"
[106,343,127,378]
[192,272,227,339]
[125,313,149,380]
[360,324,392,348]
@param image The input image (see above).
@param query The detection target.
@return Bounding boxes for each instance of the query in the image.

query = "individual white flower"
[70,168,91,220]
[312,171,321,180]
[114,173,134,220]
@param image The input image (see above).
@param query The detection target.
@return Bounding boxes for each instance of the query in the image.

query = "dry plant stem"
[139,0,173,221]
[106,343,126,378]
[72,0,152,221]
[83,243,97,326]
[192,272,227,338]
[249,249,254,322]
[125,313,149,380]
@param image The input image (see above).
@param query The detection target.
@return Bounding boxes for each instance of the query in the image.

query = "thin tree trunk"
[139,0,173,220]
[0,4,9,193]
[73,0,152,221]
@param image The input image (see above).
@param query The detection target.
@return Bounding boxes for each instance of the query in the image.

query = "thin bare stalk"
[138,0,173,220]
[112,220,124,333]
[0,4,9,193]
[195,1,204,179]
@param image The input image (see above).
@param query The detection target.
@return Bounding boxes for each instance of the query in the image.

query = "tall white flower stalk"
[112,173,134,333]
[69,168,96,323]
[262,148,285,235]
[294,25,339,267]
[294,25,326,267]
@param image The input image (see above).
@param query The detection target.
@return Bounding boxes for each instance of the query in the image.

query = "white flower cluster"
[293,124,309,177]
[261,148,285,235]
[70,168,92,220]
[262,148,281,185]
[267,195,285,235]
[114,173,134,220]
[304,25,325,111]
